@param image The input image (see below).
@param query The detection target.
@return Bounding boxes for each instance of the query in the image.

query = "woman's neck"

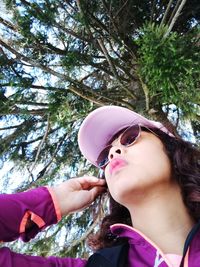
[128,183,195,255]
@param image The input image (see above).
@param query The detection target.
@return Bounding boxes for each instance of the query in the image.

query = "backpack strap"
[86,242,129,267]
[180,220,200,267]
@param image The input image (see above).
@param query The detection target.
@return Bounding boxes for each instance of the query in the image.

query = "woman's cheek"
[104,169,109,185]
[104,165,110,179]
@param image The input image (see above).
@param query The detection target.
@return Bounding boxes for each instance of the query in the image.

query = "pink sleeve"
[0,187,62,242]
[0,247,87,267]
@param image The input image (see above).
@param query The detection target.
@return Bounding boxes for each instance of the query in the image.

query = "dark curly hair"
[87,127,200,250]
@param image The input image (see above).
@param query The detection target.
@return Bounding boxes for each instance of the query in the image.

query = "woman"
[0,105,199,267]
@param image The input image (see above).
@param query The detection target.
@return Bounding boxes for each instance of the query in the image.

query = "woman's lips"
[109,158,127,174]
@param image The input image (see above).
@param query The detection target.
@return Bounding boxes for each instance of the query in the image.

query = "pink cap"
[78,106,173,167]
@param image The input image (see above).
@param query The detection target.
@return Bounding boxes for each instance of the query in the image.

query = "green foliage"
[62,51,83,71]
[136,23,200,117]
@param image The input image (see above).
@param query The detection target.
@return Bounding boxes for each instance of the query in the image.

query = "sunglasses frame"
[96,124,157,169]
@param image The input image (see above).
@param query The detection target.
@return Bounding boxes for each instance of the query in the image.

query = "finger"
[78,176,106,189]
[69,186,106,212]
[89,186,107,201]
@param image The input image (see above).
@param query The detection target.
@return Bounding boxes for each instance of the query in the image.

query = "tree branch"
[160,0,174,27]
[0,108,48,116]
[0,17,18,32]
[114,0,129,19]
[15,101,49,106]
[0,125,18,130]
[97,38,136,99]
[64,210,104,254]
[28,115,51,177]
[102,0,119,35]
[150,0,157,23]
[0,38,122,106]
[138,74,150,111]
[35,131,69,180]
[10,127,60,152]
[164,0,187,38]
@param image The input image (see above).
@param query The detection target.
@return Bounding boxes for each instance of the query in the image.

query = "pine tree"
[0,0,199,257]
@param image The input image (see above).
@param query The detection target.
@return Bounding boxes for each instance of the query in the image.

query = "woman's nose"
[108,146,122,160]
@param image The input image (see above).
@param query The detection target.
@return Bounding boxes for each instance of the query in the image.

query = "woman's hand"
[52,176,106,216]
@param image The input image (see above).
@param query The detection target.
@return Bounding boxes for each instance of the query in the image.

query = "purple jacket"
[0,187,199,267]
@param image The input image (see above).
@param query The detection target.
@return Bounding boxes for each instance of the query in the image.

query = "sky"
[0,0,9,19]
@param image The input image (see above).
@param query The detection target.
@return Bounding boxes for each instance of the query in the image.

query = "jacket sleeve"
[0,247,87,267]
[0,186,61,242]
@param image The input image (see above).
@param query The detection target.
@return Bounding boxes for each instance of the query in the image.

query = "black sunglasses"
[96,124,156,169]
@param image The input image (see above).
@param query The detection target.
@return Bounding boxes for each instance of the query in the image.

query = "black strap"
[86,242,129,267]
[180,220,200,267]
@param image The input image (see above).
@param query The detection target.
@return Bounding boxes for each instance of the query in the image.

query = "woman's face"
[104,130,172,206]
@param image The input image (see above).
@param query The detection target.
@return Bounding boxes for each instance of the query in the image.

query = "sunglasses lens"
[97,146,111,168]
[96,125,141,169]
[120,125,140,146]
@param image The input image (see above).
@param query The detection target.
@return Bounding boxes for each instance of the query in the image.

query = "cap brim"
[78,106,171,167]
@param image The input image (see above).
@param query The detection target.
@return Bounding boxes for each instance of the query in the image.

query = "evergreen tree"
[0,0,199,257]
